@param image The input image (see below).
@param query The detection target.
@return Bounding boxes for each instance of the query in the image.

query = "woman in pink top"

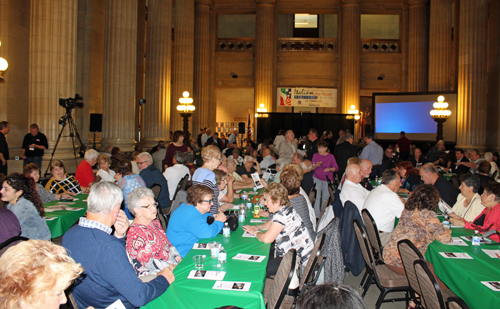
[311,141,338,217]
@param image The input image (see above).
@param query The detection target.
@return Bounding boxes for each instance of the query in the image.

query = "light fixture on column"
[0,41,9,82]
[177,91,195,139]
[347,104,359,119]
[255,103,268,118]
[430,95,451,141]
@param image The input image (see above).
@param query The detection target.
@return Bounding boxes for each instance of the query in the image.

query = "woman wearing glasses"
[167,185,227,258]
[126,187,181,282]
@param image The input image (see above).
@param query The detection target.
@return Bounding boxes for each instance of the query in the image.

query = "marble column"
[143,0,172,147]
[407,0,429,92]
[428,0,452,91]
[171,0,195,135]
[456,0,488,149]
[29,0,78,158]
[193,0,212,137]
[340,0,361,113]
[101,0,138,150]
[487,0,500,150]
[255,0,275,114]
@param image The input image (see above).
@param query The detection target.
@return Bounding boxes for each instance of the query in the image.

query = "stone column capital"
[342,0,362,5]
[195,0,212,6]
[408,0,429,7]
[256,0,276,6]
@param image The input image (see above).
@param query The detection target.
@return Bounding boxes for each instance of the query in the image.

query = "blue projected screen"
[375,101,436,134]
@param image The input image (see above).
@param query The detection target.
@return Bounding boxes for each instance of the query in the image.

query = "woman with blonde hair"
[96,154,116,182]
[45,160,82,194]
[192,145,222,214]
[0,240,83,309]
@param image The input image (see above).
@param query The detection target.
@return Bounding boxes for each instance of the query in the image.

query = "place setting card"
[439,252,473,259]
[45,217,57,221]
[192,243,215,250]
[481,281,500,291]
[232,253,266,262]
[461,236,493,244]
[482,249,500,259]
[242,231,256,238]
[188,270,226,280]
[443,237,468,246]
[213,281,252,292]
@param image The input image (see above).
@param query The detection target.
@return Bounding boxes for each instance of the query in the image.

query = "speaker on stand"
[89,113,102,150]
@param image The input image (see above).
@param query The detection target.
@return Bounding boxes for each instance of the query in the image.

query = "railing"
[217,38,255,52]
[361,39,400,53]
[278,38,337,52]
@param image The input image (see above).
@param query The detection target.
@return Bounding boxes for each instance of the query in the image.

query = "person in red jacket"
[75,149,99,191]
[451,181,500,243]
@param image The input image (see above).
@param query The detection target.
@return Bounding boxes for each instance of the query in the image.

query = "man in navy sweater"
[137,152,170,209]
[62,182,174,309]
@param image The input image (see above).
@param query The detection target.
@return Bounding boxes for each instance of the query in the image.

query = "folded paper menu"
[232,253,266,262]
[105,299,126,309]
[242,231,256,238]
[443,237,468,246]
[439,252,473,259]
[482,249,500,258]
[250,219,267,223]
[460,236,492,244]
[45,217,57,221]
[482,281,500,291]
[213,281,251,292]
[188,270,226,280]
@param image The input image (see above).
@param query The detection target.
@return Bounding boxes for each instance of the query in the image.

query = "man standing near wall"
[0,121,10,175]
[21,123,48,169]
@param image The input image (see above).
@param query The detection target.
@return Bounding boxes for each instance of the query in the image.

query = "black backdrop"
[256,113,355,142]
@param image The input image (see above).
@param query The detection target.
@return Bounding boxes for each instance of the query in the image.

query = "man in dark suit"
[420,163,459,206]
[451,148,470,174]
[333,133,358,177]
[197,127,206,148]
[206,132,222,150]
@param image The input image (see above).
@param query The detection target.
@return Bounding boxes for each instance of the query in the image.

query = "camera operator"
[21,124,48,169]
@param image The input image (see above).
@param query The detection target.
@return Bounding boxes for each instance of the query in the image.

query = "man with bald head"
[359,159,374,191]
[292,152,304,165]
[339,163,370,213]
[260,148,276,169]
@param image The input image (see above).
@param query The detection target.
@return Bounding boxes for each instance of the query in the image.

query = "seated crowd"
[2,126,500,309]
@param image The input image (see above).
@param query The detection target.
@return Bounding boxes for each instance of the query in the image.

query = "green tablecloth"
[426,227,500,309]
[142,207,271,309]
[44,194,88,238]
[442,173,457,181]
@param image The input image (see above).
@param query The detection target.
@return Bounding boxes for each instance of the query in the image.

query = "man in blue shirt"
[62,182,174,309]
[137,152,170,210]
[359,133,383,178]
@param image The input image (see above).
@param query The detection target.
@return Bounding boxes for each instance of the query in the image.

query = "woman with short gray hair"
[126,187,181,282]
[76,149,100,191]
[450,174,485,222]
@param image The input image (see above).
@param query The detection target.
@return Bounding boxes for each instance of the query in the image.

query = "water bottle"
[223,222,230,237]
[238,208,246,222]
[217,246,227,267]
[377,176,382,185]
[472,230,481,246]
[442,214,450,229]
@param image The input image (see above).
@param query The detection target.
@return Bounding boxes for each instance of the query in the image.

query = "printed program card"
[232,253,266,262]
[45,217,57,221]
[481,281,500,291]
[482,249,500,259]
[251,172,263,189]
[460,236,492,244]
[192,243,212,249]
[443,237,468,246]
[250,219,267,223]
[188,270,226,280]
[439,252,473,259]
[105,299,126,309]
[242,231,256,238]
[213,281,251,292]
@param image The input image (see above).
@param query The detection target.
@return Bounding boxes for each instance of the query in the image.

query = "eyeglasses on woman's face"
[202,199,214,204]
[141,202,158,210]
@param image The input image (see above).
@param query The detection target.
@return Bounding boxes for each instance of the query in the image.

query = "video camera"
[59,94,84,111]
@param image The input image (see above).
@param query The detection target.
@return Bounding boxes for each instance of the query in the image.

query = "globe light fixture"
[255,103,268,118]
[0,41,8,82]
[430,95,451,141]
[177,91,195,139]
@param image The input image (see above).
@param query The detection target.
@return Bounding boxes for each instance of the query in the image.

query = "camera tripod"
[44,109,86,177]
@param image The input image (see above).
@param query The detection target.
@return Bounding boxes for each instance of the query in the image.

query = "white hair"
[485,152,493,161]
[87,182,123,215]
[128,187,155,216]
[85,149,99,161]
[227,158,237,167]
[243,156,254,164]
[137,152,153,163]
[276,158,289,170]
[300,160,312,171]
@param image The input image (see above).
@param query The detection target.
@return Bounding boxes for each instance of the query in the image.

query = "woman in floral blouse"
[383,184,452,289]
[126,187,181,282]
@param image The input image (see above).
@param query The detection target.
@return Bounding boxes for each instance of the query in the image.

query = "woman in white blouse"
[96,154,116,182]
[450,174,485,222]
